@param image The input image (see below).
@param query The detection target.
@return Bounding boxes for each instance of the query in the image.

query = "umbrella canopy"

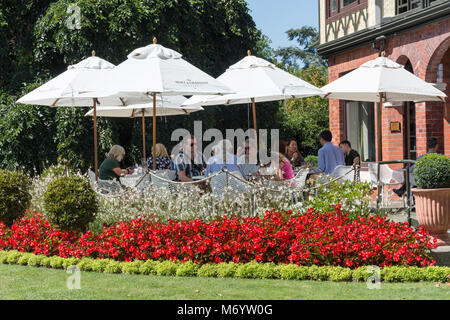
[320,56,447,161]
[17,55,153,107]
[321,57,446,102]
[182,51,323,140]
[183,52,323,107]
[84,97,203,118]
[100,41,234,97]
[95,38,234,170]
[16,52,154,180]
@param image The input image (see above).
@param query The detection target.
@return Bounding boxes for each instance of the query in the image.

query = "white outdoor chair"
[150,170,178,193]
[88,170,96,186]
[97,179,122,194]
[368,163,404,207]
[330,165,354,182]
[210,171,248,198]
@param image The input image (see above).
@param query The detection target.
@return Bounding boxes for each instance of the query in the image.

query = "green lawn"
[0,264,448,300]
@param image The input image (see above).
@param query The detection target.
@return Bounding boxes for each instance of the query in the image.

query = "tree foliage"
[277,64,329,157]
[275,26,327,70]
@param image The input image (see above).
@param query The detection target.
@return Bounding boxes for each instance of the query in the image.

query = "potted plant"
[412,153,450,246]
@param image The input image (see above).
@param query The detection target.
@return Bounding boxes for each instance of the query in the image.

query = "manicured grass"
[0,264,449,300]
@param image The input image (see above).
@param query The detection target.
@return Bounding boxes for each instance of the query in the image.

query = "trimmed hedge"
[0,250,449,283]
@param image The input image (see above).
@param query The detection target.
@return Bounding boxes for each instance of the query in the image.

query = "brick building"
[317,0,449,162]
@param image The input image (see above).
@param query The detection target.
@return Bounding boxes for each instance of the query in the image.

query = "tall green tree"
[0,0,56,93]
[1,0,273,172]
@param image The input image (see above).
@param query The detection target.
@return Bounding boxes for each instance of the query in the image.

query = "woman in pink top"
[274,140,296,186]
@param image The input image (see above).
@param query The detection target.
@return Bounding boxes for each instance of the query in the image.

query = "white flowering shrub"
[27,171,376,232]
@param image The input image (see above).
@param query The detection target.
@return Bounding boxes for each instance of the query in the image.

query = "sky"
[246,0,319,51]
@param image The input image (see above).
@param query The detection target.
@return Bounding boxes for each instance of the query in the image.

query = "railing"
[375,160,416,226]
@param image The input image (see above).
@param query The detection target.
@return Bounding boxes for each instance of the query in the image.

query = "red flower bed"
[0,205,437,267]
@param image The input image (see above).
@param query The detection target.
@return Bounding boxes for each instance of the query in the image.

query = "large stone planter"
[412,188,450,246]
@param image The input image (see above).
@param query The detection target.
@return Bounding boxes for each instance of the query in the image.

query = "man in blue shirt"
[313,130,345,175]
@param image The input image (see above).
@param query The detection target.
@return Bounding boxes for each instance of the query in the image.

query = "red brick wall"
[327,17,450,160]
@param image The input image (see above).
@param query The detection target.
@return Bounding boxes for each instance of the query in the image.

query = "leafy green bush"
[307,265,330,281]
[103,260,122,274]
[49,256,65,269]
[414,153,450,189]
[40,256,51,267]
[6,250,23,264]
[304,155,318,167]
[27,254,45,267]
[351,267,370,282]
[235,261,261,279]
[17,253,34,265]
[198,264,219,278]
[278,264,309,280]
[0,251,8,264]
[121,260,143,275]
[0,169,31,226]
[43,176,98,231]
[76,257,95,271]
[1,250,449,283]
[176,260,200,277]
[91,259,112,273]
[139,260,159,275]
[62,257,80,270]
[216,262,238,278]
[328,266,353,281]
[155,260,178,276]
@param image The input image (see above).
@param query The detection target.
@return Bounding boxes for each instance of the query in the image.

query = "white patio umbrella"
[85,96,203,160]
[320,56,446,161]
[182,51,324,137]
[16,52,154,180]
[98,38,234,170]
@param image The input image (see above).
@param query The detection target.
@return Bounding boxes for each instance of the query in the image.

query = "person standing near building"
[339,140,360,166]
[312,130,345,175]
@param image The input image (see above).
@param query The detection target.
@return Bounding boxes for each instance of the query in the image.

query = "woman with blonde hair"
[147,143,172,170]
[99,145,134,180]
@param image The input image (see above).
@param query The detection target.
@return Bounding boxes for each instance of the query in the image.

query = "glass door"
[346,101,376,162]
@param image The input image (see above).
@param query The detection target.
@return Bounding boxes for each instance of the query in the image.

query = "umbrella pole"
[377,94,383,162]
[93,99,99,182]
[251,97,258,144]
[153,93,157,171]
[142,112,146,161]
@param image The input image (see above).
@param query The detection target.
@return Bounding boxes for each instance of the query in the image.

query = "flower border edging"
[1,250,449,283]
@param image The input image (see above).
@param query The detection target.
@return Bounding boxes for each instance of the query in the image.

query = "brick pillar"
[382,106,405,162]
[329,99,345,145]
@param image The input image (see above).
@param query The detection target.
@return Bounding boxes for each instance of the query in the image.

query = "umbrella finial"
[92,50,96,56]
[247,50,252,56]
[153,37,157,44]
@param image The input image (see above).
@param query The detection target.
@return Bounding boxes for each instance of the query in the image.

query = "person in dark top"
[174,134,206,182]
[99,145,134,180]
[286,139,305,167]
[339,140,360,166]
[394,137,440,197]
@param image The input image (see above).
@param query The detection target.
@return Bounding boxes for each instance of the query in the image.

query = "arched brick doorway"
[424,36,450,156]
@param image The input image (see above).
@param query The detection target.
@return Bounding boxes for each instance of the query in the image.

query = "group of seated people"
[98,130,362,185]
